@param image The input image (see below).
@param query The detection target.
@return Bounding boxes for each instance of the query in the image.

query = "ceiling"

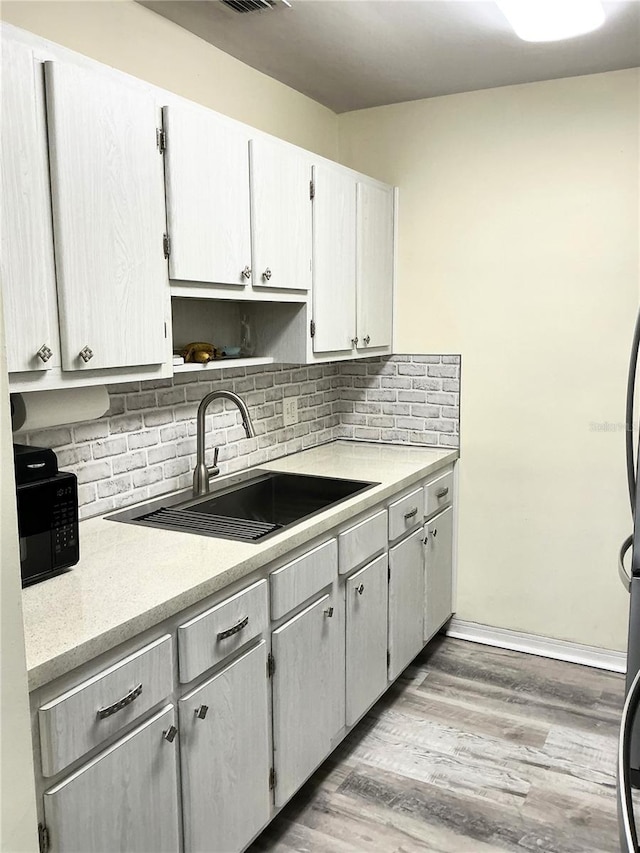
[140,1,640,113]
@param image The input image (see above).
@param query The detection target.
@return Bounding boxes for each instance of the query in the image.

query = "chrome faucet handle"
[207,447,220,479]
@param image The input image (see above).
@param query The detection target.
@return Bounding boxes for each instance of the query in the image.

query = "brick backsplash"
[17,355,460,520]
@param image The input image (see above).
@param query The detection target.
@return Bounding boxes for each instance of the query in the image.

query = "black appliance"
[13,443,79,587]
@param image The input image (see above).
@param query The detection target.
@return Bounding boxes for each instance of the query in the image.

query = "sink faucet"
[193,390,255,497]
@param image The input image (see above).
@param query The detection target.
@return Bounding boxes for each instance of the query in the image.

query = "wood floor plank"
[249,637,625,853]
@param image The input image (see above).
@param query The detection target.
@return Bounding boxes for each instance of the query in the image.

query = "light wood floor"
[249,636,625,853]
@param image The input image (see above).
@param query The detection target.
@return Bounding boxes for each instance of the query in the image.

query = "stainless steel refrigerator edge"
[617,308,640,851]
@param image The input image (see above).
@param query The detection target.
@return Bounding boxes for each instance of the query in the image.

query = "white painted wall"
[0,0,339,160]
[339,70,640,651]
[0,293,37,851]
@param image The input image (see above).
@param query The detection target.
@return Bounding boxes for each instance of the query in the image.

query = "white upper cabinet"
[0,42,58,374]
[311,163,357,355]
[45,60,168,372]
[162,104,252,287]
[250,137,312,291]
[356,180,394,351]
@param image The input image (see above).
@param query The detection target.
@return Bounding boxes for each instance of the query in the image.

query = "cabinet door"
[356,181,394,351]
[388,527,424,681]
[45,61,168,371]
[250,137,312,291]
[0,42,58,373]
[44,705,180,853]
[346,554,388,726]
[424,506,454,643]
[311,163,356,354]
[272,592,344,807]
[163,105,252,286]
[179,642,271,853]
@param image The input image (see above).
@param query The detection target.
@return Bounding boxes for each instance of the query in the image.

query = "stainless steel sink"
[107,470,377,542]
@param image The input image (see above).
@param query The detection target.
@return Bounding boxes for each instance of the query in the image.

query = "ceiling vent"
[220,0,290,13]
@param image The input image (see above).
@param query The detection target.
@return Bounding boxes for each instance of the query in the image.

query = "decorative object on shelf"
[181,341,218,364]
[172,354,185,366]
[221,346,241,357]
[240,314,255,357]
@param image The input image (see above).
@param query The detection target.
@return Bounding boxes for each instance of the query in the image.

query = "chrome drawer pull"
[355,584,365,595]
[97,683,143,719]
[195,705,209,720]
[324,607,334,618]
[436,487,449,499]
[404,507,418,520]
[163,725,178,743]
[217,615,249,641]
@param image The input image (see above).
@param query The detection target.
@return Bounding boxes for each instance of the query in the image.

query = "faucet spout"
[193,390,255,497]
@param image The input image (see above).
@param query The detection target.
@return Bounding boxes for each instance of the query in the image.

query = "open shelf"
[173,356,275,374]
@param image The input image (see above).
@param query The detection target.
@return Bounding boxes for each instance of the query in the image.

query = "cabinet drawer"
[178,579,268,684]
[39,634,173,777]
[339,509,387,575]
[424,469,454,519]
[270,539,337,620]
[388,487,425,542]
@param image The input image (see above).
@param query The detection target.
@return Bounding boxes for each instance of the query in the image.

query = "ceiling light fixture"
[496,0,606,42]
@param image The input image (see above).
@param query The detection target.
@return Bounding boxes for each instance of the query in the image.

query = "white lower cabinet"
[43,704,180,853]
[345,554,389,726]
[271,592,344,807]
[388,527,425,681]
[34,468,456,853]
[424,506,454,643]
[178,641,271,853]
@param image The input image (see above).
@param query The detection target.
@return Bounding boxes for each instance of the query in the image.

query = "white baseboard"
[446,617,626,674]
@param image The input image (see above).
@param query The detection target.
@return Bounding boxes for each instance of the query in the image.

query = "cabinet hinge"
[164,321,168,339]
[269,767,277,790]
[309,179,315,200]
[156,127,166,153]
[387,651,391,668]
[388,565,391,582]
[163,233,171,259]
[310,319,316,339]
[38,823,50,853]
[267,652,276,678]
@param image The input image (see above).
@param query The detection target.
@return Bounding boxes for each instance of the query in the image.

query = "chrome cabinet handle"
[242,265,252,280]
[351,337,359,346]
[433,529,438,537]
[195,705,209,720]
[355,584,365,595]
[436,487,449,499]
[162,725,178,743]
[36,344,53,363]
[262,268,272,281]
[363,335,371,346]
[217,615,249,641]
[97,683,143,719]
[404,507,418,520]
[79,345,93,363]
[324,606,334,618]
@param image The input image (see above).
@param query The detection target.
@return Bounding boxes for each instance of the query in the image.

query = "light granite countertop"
[22,441,458,691]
